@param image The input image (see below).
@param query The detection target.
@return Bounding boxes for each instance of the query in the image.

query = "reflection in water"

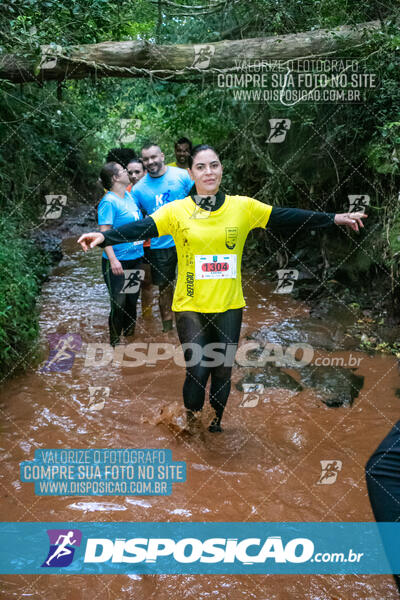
[68,502,127,512]
[0,238,399,598]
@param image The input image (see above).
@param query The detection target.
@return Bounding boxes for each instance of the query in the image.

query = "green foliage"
[366,122,400,174]
[0,219,50,379]
[1,0,156,53]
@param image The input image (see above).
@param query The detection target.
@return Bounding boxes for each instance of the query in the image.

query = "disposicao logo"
[82,536,314,565]
[42,529,82,567]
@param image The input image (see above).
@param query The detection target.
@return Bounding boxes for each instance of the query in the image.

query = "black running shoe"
[208,418,223,433]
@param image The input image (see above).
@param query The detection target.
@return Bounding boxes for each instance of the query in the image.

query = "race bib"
[195,254,237,279]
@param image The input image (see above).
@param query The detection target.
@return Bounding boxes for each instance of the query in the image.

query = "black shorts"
[144,245,177,287]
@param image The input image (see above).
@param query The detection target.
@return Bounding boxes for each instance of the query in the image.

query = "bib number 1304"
[195,254,237,279]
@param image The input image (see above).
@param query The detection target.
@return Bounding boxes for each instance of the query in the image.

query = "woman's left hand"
[334,212,367,232]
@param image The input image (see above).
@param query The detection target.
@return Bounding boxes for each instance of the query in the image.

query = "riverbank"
[0,202,96,382]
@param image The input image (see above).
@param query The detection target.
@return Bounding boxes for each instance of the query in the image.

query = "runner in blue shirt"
[126,157,153,319]
[132,143,193,332]
[98,162,144,346]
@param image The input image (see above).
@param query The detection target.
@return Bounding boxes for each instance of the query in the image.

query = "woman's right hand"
[77,232,105,252]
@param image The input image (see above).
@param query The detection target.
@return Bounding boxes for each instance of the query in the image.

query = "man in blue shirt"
[131,143,193,332]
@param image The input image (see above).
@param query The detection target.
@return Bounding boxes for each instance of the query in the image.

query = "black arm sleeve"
[267,207,335,230]
[99,216,159,247]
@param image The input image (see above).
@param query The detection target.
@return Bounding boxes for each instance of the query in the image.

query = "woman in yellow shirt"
[78,145,366,433]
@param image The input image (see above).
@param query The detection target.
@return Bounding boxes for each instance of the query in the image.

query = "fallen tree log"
[0,20,381,84]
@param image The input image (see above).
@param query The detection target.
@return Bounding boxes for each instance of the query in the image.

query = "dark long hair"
[100,162,119,190]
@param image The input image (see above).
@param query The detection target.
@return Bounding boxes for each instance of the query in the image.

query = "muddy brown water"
[0,237,399,599]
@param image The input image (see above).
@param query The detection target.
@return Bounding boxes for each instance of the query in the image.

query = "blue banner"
[0,522,399,574]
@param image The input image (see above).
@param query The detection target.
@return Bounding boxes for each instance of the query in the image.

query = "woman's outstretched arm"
[78,216,158,251]
[268,207,366,232]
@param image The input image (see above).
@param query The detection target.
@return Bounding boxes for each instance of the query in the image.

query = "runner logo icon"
[42,529,82,567]
[267,119,291,143]
[88,386,110,411]
[317,460,342,485]
[121,270,145,294]
[348,194,370,213]
[273,269,299,294]
[42,194,67,220]
[240,383,264,408]
[192,45,215,69]
[40,333,82,373]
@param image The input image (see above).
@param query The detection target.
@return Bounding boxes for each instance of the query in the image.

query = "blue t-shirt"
[98,190,144,261]
[132,166,193,249]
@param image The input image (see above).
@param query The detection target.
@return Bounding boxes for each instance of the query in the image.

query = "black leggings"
[365,421,400,592]
[175,308,242,423]
[102,257,143,346]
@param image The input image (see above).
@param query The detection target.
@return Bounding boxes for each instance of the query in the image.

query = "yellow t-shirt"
[151,195,272,312]
[167,161,191,174]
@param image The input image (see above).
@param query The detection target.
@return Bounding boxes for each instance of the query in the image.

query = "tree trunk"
[0,20,380,84]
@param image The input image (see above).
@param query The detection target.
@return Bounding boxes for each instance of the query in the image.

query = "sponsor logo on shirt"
[186,272,194,297]
[155,190,171,210]
[225,227,238,250]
